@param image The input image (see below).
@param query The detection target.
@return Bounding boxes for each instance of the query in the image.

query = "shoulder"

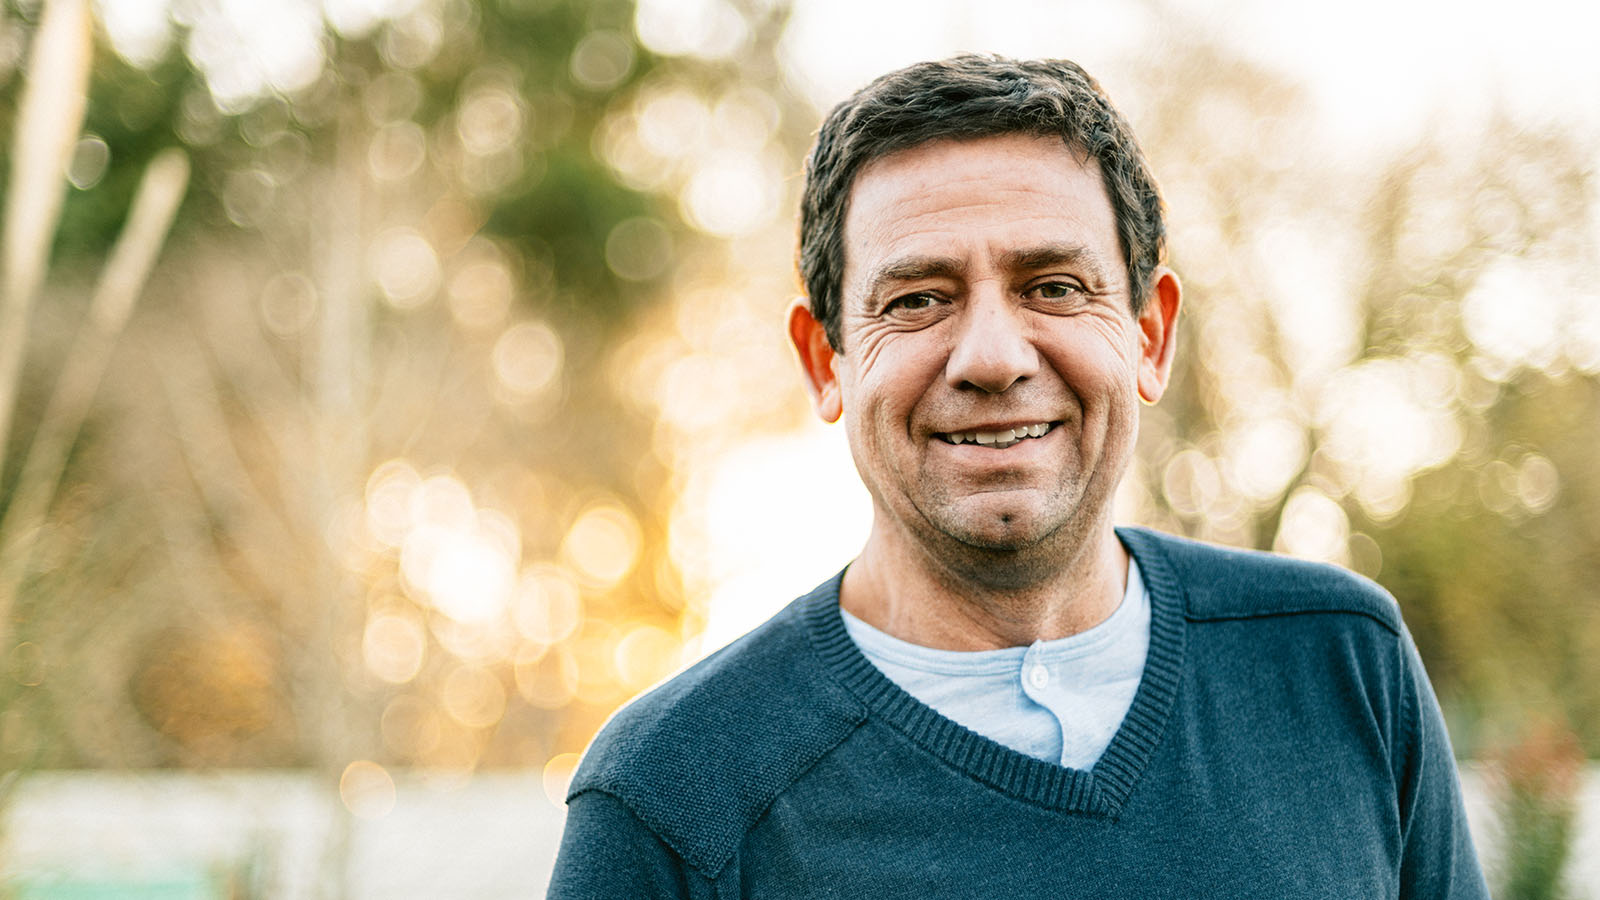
[1119,526,1402,635]
[566,575,866,877]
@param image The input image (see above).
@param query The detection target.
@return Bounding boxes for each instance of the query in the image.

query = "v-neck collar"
[801,526,1187,815]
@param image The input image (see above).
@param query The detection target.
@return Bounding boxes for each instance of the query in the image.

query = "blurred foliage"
[1116,43,1600,757]
[0,0,800,783]
[1491,719,1584,899]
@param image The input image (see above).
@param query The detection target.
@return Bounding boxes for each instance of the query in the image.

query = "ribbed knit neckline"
[801,526,1187,815]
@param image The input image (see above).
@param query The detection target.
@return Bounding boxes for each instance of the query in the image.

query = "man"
[548,55,1489,898]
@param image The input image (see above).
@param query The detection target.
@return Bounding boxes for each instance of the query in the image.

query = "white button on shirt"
[841,557,1151,770]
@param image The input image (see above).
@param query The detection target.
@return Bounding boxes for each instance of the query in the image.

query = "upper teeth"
[944,423,1052,445]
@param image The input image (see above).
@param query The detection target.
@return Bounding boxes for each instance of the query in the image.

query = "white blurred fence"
[0,766,1596,897]
[0,771,567,899]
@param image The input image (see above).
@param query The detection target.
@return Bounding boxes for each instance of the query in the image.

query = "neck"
[839,518,1129,650]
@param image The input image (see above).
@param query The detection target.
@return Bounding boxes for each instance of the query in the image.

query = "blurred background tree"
[1492,719,1585,899]
[0,0,1593,830]
[0,0,810,790]
[1118,41,1600,757]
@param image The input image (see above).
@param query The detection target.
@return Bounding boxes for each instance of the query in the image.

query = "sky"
[780,0,1600,153]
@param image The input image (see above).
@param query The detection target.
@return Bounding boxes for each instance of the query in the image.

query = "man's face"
[792,133,1178,568]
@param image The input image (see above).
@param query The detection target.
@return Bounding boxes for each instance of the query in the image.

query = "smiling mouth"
[936,422,1055,450]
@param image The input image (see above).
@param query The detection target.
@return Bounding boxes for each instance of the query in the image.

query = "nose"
[944,291,1039,393]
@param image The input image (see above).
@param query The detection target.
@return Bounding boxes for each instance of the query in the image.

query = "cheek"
[1049,322,1142,392]
[853,339,943,414]
[1046,351,1129,405]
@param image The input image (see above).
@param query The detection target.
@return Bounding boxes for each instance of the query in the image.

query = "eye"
[885,291,943,313]
[1026,280,1083,301]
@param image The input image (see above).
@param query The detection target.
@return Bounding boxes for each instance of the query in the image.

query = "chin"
[931,521,1074,590]
[934,505,1065,553]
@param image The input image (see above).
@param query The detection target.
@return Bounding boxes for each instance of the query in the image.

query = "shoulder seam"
[1184,604,1402,636]
[1119,527,1402,637]
[1394,629,1421,834]
[734,716,866,866]
[567,785,713,879]
[572,715,867,879]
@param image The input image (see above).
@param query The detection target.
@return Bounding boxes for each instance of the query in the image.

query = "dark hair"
[798,54,1166,350]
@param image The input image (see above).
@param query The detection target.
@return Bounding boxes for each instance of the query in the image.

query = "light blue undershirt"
[840,557,1151,770]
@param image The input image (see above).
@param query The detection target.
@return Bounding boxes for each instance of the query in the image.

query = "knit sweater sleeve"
[546,789,692,899]
[1395,625,1491,900]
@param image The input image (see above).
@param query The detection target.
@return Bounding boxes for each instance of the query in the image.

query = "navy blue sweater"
[549,528,1489,898]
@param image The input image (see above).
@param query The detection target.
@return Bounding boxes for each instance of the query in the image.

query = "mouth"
[935,422,1056,450]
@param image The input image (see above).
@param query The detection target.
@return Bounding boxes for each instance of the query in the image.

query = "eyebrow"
[1001,243,1110,282]
[861,255,967,301]
[860,243,1113,303]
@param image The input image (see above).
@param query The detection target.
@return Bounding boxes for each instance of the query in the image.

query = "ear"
[1136,267,1182,405]
[787,298,842,423]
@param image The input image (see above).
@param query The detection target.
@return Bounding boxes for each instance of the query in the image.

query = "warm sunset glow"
[561,503,642,589]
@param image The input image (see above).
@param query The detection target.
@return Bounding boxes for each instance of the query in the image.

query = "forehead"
[840,134,1122,295]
